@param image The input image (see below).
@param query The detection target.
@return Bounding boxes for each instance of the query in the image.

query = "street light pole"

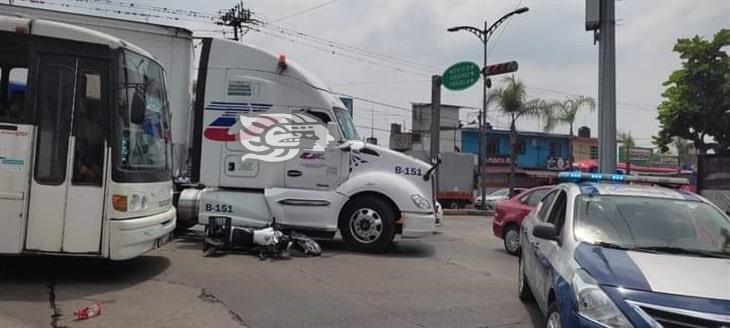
[480,20,488,210]
[448,6,529,209]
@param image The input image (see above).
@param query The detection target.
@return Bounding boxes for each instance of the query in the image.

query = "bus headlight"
[572,269,631,328]
[410,194,432,210]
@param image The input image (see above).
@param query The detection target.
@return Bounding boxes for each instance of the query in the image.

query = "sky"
[8,0,730,149]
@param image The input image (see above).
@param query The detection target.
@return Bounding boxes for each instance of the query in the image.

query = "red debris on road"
[74,302,103,321]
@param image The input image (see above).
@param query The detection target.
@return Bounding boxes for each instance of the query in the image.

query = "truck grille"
[628,301,730,328]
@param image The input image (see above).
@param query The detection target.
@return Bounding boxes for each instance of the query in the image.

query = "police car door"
[535,189,568,308]
[523,189,559,309]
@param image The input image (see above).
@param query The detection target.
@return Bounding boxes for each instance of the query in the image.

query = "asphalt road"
[0,216,544,328]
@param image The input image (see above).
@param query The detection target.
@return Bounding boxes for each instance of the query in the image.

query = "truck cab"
[177,38,436,252]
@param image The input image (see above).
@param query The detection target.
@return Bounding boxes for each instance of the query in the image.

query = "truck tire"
[339,196,396,253]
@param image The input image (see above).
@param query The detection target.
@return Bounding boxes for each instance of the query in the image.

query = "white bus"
[0,15,176,260]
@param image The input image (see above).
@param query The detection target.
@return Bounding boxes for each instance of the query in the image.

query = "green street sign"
[442,61,480,91]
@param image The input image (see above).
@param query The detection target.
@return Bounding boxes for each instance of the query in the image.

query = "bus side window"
[35,61,75,185]
[1,67,28,123]
[72,70,106,185]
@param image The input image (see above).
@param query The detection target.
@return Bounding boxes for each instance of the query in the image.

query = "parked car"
[474,188,526,210]
[492,186,553,255]
[519,172,730,328]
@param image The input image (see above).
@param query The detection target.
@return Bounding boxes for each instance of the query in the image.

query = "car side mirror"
[130,89,146,125]
[532,223,560,242]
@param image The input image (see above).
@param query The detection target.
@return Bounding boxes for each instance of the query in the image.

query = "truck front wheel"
[339,196,396,253]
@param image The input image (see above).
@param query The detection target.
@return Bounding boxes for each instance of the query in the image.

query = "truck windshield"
[116,50,171,173]
[333,107,359,140]
[574,195,730,257]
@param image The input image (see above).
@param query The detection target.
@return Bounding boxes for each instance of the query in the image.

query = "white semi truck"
[177,38,437,252]
[0,15,175,260]
[1,5,437,253]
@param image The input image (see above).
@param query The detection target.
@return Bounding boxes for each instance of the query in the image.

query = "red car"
[492,186,553,255]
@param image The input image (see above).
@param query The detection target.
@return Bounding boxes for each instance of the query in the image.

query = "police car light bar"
[558,172,690,185]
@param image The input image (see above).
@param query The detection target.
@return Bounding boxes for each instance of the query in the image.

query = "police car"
[518,172,730,328]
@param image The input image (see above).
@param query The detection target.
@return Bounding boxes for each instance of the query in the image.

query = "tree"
[543,96,596,168]
[653,29,730,154]
[491,76,552,195]
[618,132,635,174]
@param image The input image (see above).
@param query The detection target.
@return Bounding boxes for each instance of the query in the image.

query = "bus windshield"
[116,50,171,174]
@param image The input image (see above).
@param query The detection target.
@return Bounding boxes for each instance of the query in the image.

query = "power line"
[330,79,429,87]
[252,27,430,77]
[259,23,442,72]
[83,0,220,19]
[269,0,338,23]
[13,0,213,23]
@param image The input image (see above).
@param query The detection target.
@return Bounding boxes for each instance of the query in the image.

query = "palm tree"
[618,131,635,174]
[491,76,552,195]
[543,96,596,168]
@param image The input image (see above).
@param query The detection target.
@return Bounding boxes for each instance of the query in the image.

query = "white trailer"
[0,4,194,176]
[0,15,175,259]
[178,38,437,252]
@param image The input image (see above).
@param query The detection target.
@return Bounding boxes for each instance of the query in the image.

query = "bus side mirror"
[130,90,146,125]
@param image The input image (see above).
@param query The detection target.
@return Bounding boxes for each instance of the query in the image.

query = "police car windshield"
[574,195,730,256]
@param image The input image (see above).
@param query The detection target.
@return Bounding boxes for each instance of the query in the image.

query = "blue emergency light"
[558,172,689,185]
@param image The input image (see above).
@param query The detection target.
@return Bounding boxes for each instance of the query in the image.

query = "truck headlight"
[410,194,432,210]
[572,269,631,328]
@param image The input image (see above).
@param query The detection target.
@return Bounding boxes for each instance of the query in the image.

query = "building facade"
[408,103,462,155]
[573,137,598,162]
[461,128,572,187]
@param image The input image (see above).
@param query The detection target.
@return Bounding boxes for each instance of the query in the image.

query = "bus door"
[25,54,109,254]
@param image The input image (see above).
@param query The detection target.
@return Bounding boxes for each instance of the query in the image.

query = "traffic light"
[483,61,519,76]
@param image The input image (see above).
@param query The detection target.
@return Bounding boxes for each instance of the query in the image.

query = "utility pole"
[430,75,442,192]
[216,1,257,41]
[370,108,374,138]
[597,0,617,173]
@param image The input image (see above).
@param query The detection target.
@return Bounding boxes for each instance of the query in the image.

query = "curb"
[443,209,493,216]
